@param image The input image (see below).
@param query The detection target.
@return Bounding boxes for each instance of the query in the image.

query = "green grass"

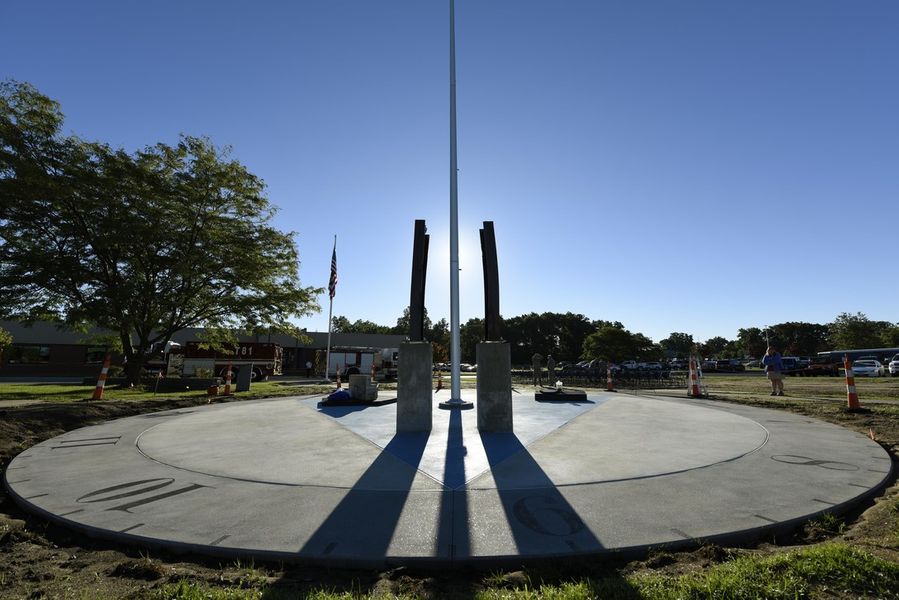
[700,373,899,404]
[153,580,263,599]
[152,581,418,600]
[0,380,334,404]
[631,543,899,599]
[149,544,899,600]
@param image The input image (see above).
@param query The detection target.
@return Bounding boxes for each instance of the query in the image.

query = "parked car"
[780,357,802,374]
[852,359,885,377]
[620,360,638,370]
[889,354,899,377]
[802,359,841,377]
[558,363,586,376]
[715,359,746,372]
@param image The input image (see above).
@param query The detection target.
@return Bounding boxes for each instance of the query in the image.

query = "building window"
[7,345,51,364]
[86,347,110,364]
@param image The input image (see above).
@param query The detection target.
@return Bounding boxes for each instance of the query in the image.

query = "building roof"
[1,321,406,349]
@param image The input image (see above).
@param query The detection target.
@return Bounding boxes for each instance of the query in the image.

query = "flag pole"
[446,0,467,407]
[325,235,337,380]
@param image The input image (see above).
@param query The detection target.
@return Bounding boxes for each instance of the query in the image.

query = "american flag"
[328,240,338,299]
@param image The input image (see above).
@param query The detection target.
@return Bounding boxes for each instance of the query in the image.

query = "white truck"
[325,347,398,381]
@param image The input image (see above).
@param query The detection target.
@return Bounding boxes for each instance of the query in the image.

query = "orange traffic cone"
[92,353,112,400]
[844,354,860,410]
[224,361,233,395]
[606,364,615,392]
[688,356,703,398]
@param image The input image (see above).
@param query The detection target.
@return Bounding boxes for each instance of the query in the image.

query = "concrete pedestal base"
[397,341,433,432]
[236,364,253,393]
[348,374,378,402]
[476,341,512,431]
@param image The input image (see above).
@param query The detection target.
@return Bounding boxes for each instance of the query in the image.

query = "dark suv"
[780,357,802,374]
[715,359,745,372]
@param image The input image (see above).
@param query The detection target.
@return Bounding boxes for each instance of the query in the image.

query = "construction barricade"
[687,356,706,398]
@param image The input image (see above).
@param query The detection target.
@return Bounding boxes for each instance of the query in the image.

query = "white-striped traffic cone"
[687,356,703,398]
[606,364,615,392]
[92,353,112,400]
[844,354,860,410]
[224,361,233,395]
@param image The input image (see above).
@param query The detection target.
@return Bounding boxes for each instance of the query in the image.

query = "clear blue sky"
[3,1,897,344]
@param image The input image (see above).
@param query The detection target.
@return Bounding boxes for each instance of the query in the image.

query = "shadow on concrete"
[297,432,430,561]
[481,431,604,556]
[314,404,371,418]
[435,408,470,560]
[533,398,596,405]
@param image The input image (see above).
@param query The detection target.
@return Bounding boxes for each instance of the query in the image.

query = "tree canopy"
[0,81,321,381]
[582,324,639,363]
[659,332,694,357]
[829,312,896,350]
[0,325,11,354]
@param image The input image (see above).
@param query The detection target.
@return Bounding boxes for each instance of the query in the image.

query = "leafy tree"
[330,315,353,333]
[504,312,557,364]
[331,315,390,335]
[766,322,830,356]
[391,306,432,338]
[631,333,661,361]
[501,311,600,364]
[555,312,596,361]
[0,81,321,383]
[699,336,731,358]
[737,327,767,358]
[659,332,694,357]
[459,317,484,363]
[828,312,889,350]
[0,325,11,364]
[882,324,899,347]
[429,317,450,363]
[582,324,638,363]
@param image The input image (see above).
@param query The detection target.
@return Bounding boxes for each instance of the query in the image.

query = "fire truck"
[166,341,282,381]
[322,346,399,381]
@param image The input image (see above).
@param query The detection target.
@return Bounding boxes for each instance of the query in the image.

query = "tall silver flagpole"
[448,0,463,404]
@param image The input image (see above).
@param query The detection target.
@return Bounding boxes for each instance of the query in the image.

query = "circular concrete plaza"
[3,390,892,568]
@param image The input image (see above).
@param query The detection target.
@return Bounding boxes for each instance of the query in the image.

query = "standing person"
[762,346,785,396]
[305,360,313,378]
[547,355,556,382]
[531,352,543,387]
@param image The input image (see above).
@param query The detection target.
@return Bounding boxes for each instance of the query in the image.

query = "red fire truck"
[166,341,282,381]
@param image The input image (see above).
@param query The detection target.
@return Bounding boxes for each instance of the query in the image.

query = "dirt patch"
[1,392,897,599]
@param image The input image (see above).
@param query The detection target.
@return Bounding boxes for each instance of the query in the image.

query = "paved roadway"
[3,390,892,568]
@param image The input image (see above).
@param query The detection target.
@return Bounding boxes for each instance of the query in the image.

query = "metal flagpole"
[444,0,469,408]
[325,235,337,381]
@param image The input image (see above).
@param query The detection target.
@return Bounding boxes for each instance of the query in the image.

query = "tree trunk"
[120,331,141,387]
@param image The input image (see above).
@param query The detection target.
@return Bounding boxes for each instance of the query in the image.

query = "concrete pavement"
[3,390,892,567]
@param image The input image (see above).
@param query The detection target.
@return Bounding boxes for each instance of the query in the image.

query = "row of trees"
[1,81,321,383]
[335,310,899,366]
[4,82,895,380]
